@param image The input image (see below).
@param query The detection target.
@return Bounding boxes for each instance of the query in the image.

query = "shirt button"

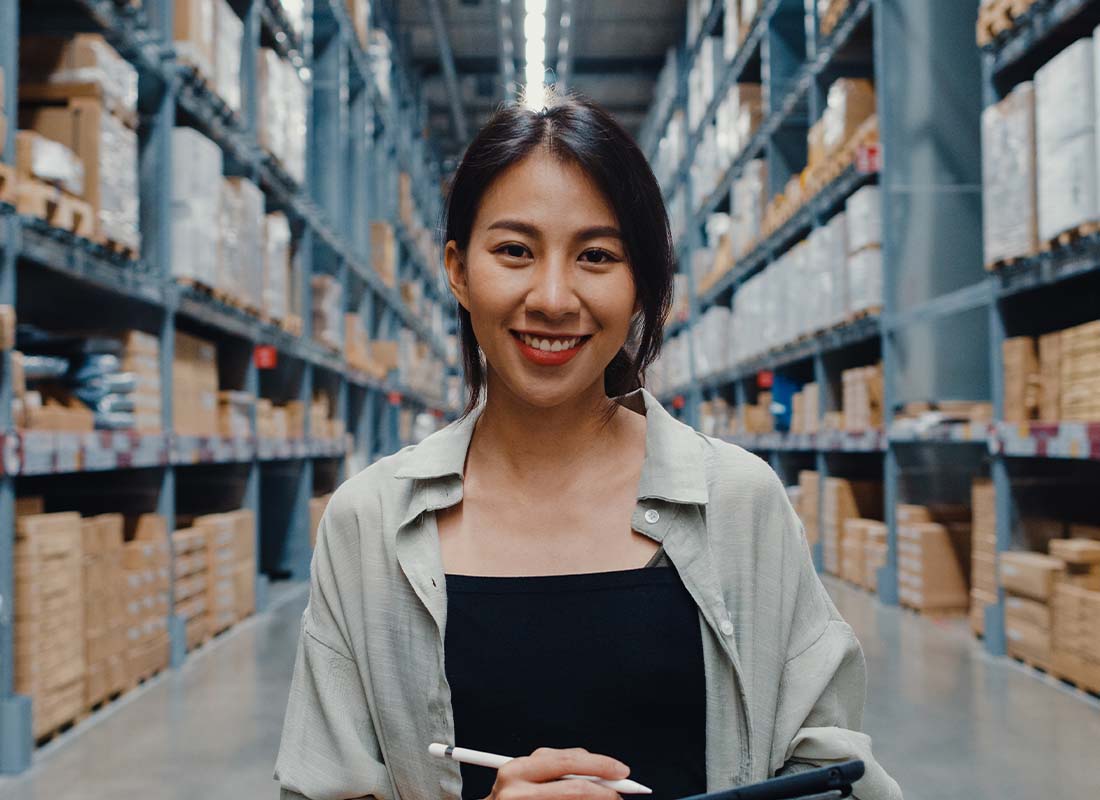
[719,619,734,636]
[644,509,660,524]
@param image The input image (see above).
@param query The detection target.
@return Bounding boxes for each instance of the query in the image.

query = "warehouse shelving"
[978,0,1100,662]
[0,0,460,771]
[650,0,986,608]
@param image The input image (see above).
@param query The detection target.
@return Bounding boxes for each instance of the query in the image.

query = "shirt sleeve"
[273,506,394,800]
[769,488,904,800]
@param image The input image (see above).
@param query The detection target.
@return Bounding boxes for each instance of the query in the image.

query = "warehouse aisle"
[1,578,1098,800]
[0,583,308,800]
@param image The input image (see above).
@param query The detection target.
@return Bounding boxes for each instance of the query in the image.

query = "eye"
[580,248,620,265]
[495,243,531,259]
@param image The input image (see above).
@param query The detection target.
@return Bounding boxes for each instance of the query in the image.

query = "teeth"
[519,333,581,352]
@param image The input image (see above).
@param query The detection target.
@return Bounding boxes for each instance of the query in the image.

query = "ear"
[444,240,471,311]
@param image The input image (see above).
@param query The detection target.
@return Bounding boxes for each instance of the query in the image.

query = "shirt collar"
[393,386,708,506]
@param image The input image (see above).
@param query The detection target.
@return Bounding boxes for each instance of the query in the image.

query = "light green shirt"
[274,387,902,800]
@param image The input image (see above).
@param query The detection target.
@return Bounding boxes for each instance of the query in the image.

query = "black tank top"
[443,559,707,800]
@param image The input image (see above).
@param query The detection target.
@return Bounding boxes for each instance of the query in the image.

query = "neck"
[470,368,627,485]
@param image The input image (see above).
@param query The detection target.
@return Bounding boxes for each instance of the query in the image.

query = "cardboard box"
[822,78,876,156]
[175,0,217,78]
[1005,594,1052,630]
[897,522,970,610]
[173,331,219,437]
[19,34,138,124]
[999,551,1064,601]
[1003,336,1040,423]
[1039,331,1062,421]
[1050,538,1100,564]
[370,222,397,288]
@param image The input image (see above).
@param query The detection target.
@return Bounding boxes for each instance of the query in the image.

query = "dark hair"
[443,91,675,420]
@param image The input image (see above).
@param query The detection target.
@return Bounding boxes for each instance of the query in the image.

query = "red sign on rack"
[672,395,685,410]
[254,345,278,369]
[388,391,403,406]
[757,370,774,389]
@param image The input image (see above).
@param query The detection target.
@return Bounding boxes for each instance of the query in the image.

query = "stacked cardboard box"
[226,509,256,621]
[121,515,171,685]
[999,550,1066,667]
[213,0,243,115]
[173,332,219,437]
[196,514,238,635]
[117,330,162,433]
[797,471,820,546]
[217,391,254,439]
[790,383,819,435]
[347,0,370,49]
[173,527,209,650]
[841,519,870,587]
[310,395,345,440]
[1050,538,1100,690]
[370,222,397,288]
[174,0,242,115]
[15,130,85,197]
[842,364,883,431]
[15,509,86,738]
[1038,330,1062,422]
[970,479,998,637]
[864,521,888,593]
[822,478,883,575]
[1035,37,1098,243]
[897,504,972,613]
[370,340,400,377]
[981,82,1038,266]
[82,513,127,708]
[821,79,876,159]
[1003,336,1040,423]
[12,350,95,432]
[1061,320,1100,422]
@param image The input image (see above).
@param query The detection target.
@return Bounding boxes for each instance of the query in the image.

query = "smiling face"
[445,148,640,410]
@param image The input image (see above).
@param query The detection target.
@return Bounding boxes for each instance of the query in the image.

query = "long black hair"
[443,91,675,419]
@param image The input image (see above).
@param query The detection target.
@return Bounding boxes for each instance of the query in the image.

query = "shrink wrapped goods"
[19,34,138,122]
[171,127,222,289]
[214,0,243,115]
[981,82,1038,265]
[16,131,84,196]
[258,49,307,184]
[1035,37,1098,242]
[264,213,292,323]
[20,98,140,251]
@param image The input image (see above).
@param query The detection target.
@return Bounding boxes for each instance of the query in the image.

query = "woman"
[275,94,901,800]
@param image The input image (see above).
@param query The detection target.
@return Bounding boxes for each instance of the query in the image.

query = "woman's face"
[445,149,640,409]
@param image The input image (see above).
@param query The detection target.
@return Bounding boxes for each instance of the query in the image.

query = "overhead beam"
[422,0,470,145]
[416,54,668,77]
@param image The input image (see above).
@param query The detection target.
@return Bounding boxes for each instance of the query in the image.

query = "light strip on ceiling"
[522,0,547,109]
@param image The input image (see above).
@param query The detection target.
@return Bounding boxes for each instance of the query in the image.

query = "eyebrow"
[486,219,623,241]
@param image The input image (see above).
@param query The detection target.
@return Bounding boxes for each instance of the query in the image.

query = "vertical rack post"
[0,0,31,774]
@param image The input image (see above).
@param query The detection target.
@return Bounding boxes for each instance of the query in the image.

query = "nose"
[525,253,581,320]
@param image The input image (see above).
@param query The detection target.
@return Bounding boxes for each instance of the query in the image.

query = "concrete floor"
[0,579,1097,800]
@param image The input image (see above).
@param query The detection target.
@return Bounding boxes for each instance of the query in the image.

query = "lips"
[510,330,591,366]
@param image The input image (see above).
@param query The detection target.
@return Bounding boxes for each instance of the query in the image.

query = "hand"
[485,747,631,800]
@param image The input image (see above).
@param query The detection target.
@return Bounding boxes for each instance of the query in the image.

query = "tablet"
[674,760,864,800]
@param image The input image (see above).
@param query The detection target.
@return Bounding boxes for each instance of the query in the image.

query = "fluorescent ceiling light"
[522,0,547,110]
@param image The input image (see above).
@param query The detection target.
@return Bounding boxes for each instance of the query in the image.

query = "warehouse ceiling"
[397,0,686,168]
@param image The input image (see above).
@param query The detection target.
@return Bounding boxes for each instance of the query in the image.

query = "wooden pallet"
[16,179,96,239]
[976,0,1036,47]
[844,304,883,324]
[281,313,304,337]
[984,253,1033,272]
[78,689,124,724]
[96,235,140,260]
[1040,221,1100,252]
[0,162,16,205]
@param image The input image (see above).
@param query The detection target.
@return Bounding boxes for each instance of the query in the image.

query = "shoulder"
[320,446,416,546]
[694,429,790,508]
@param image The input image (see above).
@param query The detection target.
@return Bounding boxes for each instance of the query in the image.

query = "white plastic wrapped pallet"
[724,0,741,59]
[263,213,291,322]
[825,211,849,327]
[170,127,222,288]
[1035,36,1098,242]
[845,184,882,254]
[981,82,1038,264]
[175,0,217,78]
[848,247,883,315]
[214,0,243,115]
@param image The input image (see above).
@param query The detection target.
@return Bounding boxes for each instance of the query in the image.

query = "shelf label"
[856,143,881,174]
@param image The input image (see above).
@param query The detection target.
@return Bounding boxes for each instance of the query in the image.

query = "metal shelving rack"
[0,0,460,771]
[980,0,1100,659]
[648,1,986,588]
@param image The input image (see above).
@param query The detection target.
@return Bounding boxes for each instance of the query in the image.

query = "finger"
[506,749,630,784]
[527,777,624,800]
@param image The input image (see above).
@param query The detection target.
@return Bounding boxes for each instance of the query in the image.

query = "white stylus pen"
[428,743,653,795]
